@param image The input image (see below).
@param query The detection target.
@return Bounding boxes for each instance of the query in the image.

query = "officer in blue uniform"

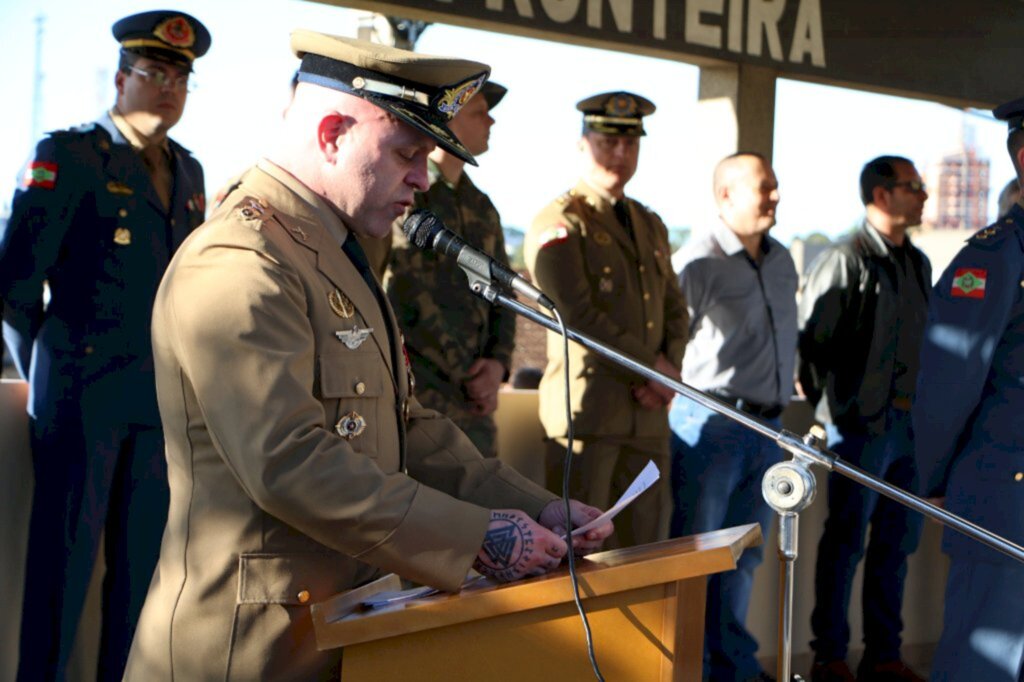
[0,11,210,681]
[913,96,1024,682]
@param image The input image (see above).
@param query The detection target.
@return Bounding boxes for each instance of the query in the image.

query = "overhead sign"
[330,0,1021,108]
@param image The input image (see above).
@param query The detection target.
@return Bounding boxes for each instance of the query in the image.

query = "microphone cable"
[554,307,605,682]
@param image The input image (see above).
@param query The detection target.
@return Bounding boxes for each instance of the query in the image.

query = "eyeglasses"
[129,65,195,93]
[888,180,926,193]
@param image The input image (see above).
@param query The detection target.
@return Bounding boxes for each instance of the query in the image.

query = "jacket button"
[646,321,654,329]
[643,292,650,301]
[118,208,128,217]
[638,265,646,273]
[603,266,612,274]
[355,381,366,395]
[297,590,310,604]
[84,346,94,355]
[1015,472,1023,482]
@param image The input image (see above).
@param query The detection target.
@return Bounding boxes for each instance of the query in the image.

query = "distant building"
[923,144,990,231]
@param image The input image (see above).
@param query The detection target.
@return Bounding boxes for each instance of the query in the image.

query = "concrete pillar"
[693,63,779,223]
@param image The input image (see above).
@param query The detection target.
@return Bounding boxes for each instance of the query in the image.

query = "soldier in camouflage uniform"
[525,92,689,548]
[384,82,512,457]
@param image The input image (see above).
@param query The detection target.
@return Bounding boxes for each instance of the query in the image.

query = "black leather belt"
[713,394,783,420]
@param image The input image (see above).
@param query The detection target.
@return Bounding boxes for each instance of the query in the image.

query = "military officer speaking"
[913,96,1024,682]
[0,11,209,681]
[525,92,689,549]
[123,32,611,680]
[383,80,514,458]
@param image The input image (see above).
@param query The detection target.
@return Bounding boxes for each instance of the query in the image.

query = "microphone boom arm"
[477,282,1024,565]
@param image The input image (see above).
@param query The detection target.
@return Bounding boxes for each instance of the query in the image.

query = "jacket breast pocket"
[319,351,388,458]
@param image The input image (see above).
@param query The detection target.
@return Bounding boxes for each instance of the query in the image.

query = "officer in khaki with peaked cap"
[525,92,688,549]
[124,32,611,681]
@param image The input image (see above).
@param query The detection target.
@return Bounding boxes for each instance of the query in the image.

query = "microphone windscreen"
[402,209,442,250]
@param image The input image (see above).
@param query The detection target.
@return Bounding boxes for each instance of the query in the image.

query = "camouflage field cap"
[112,10,211,71]
[577,91,656,137]
[481,81,507,111]
[291,30,490,165]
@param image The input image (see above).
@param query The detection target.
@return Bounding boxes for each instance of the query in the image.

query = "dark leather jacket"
[797,222,931,435]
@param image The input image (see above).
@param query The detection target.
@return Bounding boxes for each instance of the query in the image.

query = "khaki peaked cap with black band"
[481,81,507,111]
[291,30,490,165]
[577,90,656,137]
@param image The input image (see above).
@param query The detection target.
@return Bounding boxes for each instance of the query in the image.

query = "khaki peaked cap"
[291,30,490,164]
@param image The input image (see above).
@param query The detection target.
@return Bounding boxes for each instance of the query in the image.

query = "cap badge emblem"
[335,411,367,440]
[336,324,373,350]
[606,94,638,117]
[153,16,195,48]
[328,289,355,319]
[436,74,486,120]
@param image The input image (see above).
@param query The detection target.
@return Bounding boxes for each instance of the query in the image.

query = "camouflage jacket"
[384,162,515,421]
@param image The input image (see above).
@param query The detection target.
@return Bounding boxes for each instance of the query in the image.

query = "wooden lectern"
[312,523,761,681]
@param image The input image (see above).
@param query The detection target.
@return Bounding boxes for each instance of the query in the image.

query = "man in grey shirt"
[670,151,798,682]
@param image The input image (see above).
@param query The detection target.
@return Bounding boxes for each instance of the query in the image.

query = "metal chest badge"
[113,228,132,246]
[335,411,367,440]
[336,324,373,350]
[329,289,355,319]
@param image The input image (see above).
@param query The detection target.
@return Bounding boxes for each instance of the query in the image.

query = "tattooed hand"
[539,499,614,555]
[473,509,568,582]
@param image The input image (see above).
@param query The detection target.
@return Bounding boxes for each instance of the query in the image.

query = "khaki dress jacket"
[525,180,688,441]
[124,162,555,681]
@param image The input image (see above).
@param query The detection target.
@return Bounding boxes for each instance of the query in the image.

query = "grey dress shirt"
[675,220,799,407]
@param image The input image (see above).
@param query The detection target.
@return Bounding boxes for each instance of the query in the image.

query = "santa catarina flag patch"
[23,162,58,189]
[951,268,987,299]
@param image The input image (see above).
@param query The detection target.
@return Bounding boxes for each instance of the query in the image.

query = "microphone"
[402,209,556,310]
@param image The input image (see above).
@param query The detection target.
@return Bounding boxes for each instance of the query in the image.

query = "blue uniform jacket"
[0,114,205,427]
[914,204,1024,564]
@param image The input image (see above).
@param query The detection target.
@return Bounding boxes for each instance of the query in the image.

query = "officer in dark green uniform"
[383,82,513,457]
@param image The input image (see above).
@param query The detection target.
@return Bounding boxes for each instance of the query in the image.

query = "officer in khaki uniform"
[525,92,688,549]
[384,81,513,457]
[124,32,611,681]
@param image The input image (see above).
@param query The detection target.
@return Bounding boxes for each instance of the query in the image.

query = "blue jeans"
[809,410,923,663]
[669,398,783,681]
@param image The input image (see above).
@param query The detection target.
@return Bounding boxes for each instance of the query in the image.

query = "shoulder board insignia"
[237,196,272,223]
[951,267,987,299]
[22,162,58,190]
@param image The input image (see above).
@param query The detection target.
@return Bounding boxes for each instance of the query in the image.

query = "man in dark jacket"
[0,11,210,680]
[798,156,931,682]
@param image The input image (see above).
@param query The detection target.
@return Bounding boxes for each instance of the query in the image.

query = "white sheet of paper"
[571,459,660,536]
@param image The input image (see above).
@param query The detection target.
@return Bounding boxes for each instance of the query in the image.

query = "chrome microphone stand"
[474,282,1024,680]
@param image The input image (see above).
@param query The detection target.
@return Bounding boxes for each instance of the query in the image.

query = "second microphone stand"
[470,281,1024,682]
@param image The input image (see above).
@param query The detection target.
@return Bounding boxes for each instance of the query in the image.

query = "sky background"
[0,0,1015,246]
